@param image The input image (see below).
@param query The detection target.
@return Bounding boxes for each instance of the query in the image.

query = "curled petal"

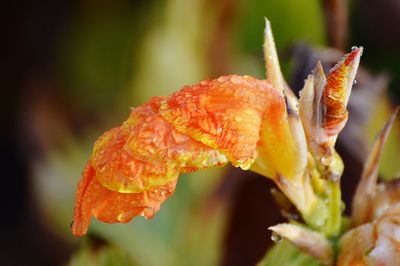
[72,162,177,236]
[91,97,227,193]
[160,75,278,169]
[72,76,281,236]
[72,96,230,236]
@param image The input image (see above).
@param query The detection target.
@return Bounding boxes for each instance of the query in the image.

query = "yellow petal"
[252,19,308,181]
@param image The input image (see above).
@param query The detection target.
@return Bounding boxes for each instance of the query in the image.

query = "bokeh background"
[3,0,400,265]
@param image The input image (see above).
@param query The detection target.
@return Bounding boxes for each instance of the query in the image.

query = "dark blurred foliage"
[351,0,400,102]
[2,1,75,265]
[2,0,400,265]
[2,1,150,265]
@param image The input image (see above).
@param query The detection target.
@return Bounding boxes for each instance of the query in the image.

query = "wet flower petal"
[159,75,279,169]
[91,97,228,193]
[72,96,230,236]
[72,161,177,236]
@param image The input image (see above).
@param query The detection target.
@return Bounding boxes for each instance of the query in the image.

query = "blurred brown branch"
[322,0,348,50]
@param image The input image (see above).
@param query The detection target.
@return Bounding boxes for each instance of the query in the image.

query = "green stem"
[323,180,342,237]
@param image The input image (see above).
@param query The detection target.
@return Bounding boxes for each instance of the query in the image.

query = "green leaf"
[258,240,322,266]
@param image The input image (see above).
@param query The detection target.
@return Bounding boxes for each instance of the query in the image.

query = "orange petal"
[72,160,178,236]
[322,47,362,137]
[72,162,96,236]
[72,96,230,235]
[124,102,228,170]
[299,48,362,159]
[91,97,227,193]
[159,74,278,169]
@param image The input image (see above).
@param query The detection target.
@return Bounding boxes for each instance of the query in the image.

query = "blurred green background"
[3,0,400,265]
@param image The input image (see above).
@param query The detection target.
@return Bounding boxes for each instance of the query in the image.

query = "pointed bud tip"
[264,17,271,29]
[344,46,363,66]
[315,60,324,70]
[263,17,273,43]
[382,105,399,138]
[314,61,326,79]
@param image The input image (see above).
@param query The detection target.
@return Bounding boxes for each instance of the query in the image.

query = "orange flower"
[72,19,362,236]
[72,76,282,236]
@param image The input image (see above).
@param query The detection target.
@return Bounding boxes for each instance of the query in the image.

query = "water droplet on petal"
[187,102,197,112]
[271,232,282,243]
[230,76,241,84]
[321,157,330,165]
[248,94,256,104]
[353,79,357,85]
[200,80,209,86]
[234,88,246,98]
[235,116,244,123]
[351,46,358,51]
[217,76,226,82]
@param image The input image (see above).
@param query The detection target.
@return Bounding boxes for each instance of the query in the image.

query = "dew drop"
[235,88,246,98]
[248,94,256,104]
[234,116,244,122]
[187,102,197,112]
[351,46,358,51]
[353,79,357,85]
[200,80,208,86]
[230,76,241,84]
[271,232,282,243]
[217,76,226,83]
[320,157,330,165]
